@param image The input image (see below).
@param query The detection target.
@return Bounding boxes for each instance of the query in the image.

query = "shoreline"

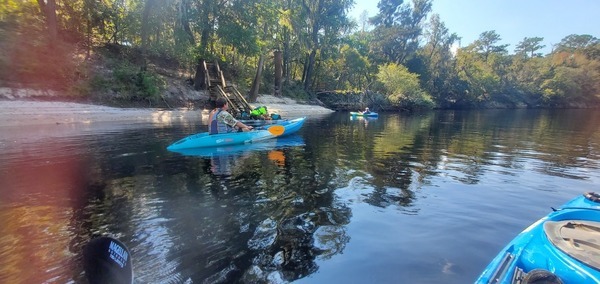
[0,95,335,128]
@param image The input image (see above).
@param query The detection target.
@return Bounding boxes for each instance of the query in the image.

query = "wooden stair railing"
[201,60,259,119]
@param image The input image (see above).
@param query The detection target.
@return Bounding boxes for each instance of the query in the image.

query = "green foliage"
[370,0,432,65]
[0,57,6,84]
[472,31,509,58]
[583,43,600,60]
[541,52,600,105]
[110,62,164,101]
[376,63,433,109]
[0,0,599,110]
[282,81,310,101]
[139,71,161,98]
[340,45,370,89]
[507,56,550,105]
[87,74,112,94]
[418,14,461,107]
[217,22,260,57]
[0,19,80,91]
[540,66,579,104]
[454,49,487,103]
[515,37,545,58]
[554,34,599,53]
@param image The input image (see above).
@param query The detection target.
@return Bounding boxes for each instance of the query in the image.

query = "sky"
[349,0,600,54]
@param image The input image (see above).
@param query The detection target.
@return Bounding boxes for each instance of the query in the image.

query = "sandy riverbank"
[0,95,335,127]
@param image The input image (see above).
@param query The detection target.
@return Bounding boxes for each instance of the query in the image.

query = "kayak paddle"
[83,236,133,284]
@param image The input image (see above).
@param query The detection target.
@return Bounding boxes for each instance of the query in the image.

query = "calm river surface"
[1,109,599,283]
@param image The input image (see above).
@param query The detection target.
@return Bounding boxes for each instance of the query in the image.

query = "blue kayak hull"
[350,111,378,117]
[167,117,305,150]
[169,134,305,157]
[476,192,600,284]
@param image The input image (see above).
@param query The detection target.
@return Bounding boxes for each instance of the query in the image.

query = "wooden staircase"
[198,60,254,119]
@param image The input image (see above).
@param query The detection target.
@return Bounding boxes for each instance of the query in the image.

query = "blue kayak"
[169,134,305,157]
[476,192,600,284]
[350,115,377,121]
[167,117,305,151]
[350,111,378,117]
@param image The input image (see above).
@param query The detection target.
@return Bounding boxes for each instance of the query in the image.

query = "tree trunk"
[141,0,156,69]
[311,56,321,90]
[248,55,265,102]
[37,0,58,43]
[274,50,282,97]
[301,53,308,84]
[249,23,269,102]
[193,61,207,90]
[85,1,91,58]
[283,29,291,83]
[208,3,218,53]
[303,49,316,91]
[178,0,195,45]
[301,0,322,92]
[199,0,211,53]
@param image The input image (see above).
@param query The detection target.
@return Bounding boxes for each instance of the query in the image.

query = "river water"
[0,109,599,283]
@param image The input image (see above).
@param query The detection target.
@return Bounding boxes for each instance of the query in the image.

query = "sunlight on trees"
[376,63,433,109]
[0,0,598,109]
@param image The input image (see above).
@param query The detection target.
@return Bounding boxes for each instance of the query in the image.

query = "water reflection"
[0,110,599,283]
[0,139,93,283]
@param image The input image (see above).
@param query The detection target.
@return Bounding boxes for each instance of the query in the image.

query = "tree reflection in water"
[155,135,354,283]
[3,110,600,283]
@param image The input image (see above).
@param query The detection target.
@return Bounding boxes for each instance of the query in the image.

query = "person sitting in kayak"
[361,107,371,114]
[208,97,253,134]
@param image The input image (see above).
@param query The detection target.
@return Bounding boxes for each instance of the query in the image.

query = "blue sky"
[350,0,600,54]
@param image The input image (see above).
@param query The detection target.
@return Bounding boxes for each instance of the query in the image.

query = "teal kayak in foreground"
[350,111,378,117]
[476,192,600,284]
[167,117,306,151]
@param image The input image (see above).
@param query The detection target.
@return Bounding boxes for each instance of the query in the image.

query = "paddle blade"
[267,125,285,136]
[83,236,133,284]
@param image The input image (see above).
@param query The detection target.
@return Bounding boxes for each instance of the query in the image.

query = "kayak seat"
[544,220,600,271]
